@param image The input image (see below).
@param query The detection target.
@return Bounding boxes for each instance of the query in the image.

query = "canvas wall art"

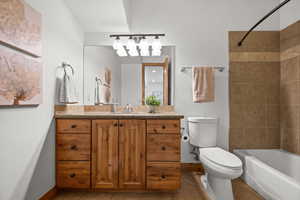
[0,46,42,106]
[0,0,42,57]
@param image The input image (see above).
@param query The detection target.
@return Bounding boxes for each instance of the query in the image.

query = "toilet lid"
[200,147,242,169]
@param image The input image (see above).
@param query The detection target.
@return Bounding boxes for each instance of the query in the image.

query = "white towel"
[59,69,78,104]
[94,76,111,105]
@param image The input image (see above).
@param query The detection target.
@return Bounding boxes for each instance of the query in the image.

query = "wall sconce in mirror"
[110,34,165,57]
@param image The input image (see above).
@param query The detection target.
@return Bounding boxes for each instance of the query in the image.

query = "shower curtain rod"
[238,0,291,46]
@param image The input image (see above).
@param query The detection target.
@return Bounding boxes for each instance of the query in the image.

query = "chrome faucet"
[123,104,133,113]
[111,103,118,113]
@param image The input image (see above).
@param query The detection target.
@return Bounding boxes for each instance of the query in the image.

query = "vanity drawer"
[147,134,180,161]
[147,162,181,190]
[57,161,90,188]
[57,134,91,161]
[147,120,180,134]
[57,119,91,134]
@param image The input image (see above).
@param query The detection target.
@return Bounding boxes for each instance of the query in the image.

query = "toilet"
[188,117,242,200]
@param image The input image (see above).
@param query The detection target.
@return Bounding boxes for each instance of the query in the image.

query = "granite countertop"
[55,111,184,119]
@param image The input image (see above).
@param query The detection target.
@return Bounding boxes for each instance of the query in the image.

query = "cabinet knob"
[162,125,166,129]
[119,124,123,127]
[69,173,76,178]
[70,145,78,150]
[161,146,166,151]
[114,123,118,127]
[161,175,166,179]
[71,124,77,128]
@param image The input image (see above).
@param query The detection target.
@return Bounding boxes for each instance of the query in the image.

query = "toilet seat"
[200,147,242,170]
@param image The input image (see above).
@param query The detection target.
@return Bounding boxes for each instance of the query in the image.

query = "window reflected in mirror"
[142,58,169,105]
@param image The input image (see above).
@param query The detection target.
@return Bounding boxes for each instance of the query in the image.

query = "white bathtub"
[234,149,300,200]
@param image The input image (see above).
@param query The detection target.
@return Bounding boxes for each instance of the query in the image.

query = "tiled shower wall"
[229,31,281,151]
[280,21,300,154]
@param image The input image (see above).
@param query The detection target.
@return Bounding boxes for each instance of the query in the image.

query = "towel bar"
[180,66,225,72]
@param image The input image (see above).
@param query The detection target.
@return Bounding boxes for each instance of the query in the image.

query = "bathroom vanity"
[55,109,183,191]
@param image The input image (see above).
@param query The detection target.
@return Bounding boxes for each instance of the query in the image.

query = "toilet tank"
[188,117,218,147]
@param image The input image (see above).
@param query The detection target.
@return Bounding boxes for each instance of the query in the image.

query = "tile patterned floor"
[53,172,264,200]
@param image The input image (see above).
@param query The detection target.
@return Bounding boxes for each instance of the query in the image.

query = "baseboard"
[39,186,57,200]
[181,163,204,173]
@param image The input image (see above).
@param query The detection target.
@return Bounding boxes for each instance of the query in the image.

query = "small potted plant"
[145,95,161,113]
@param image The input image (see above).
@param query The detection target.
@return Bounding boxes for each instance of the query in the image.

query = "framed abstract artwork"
[0,0,42,57]
[0,46,42,106]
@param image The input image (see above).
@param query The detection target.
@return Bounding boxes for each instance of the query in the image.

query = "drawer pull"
[161,146,166,151]
[69,173,76,178]
[161,175,166,179]
[70,145,78,150]
[71,124,77,129]
[162,125,166,129]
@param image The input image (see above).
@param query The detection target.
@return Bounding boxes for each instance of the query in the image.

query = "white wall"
[121,64,142,105]
[280,0,300,29]
[0,0,84,199]
[84,46,121,105]
[128,0,280,162]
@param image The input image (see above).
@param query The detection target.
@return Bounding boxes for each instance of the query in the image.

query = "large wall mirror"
[83,46,175,106]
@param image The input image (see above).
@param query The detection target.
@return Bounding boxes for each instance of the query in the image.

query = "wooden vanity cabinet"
[92,120,119,189]
[56,118,181,191]
[146,120,181,190]
[56,119,91,189]
[118,120,146,189]
[91,119,146,189]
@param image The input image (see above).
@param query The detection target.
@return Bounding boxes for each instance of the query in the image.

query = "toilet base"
[200,174,234,200]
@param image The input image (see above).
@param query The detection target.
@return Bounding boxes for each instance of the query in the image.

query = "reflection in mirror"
[83,46,175,106]
[142,58,169,105]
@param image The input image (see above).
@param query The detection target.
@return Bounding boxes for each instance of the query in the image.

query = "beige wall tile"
[229,31,281,151]
[229,128,245,151]
[242,105,266,128]
[230,83,266,105]
[280,21,300,52]
[266,128,280,148]
[281,57,300,82]
[281,128,300,153]
[281,81,300,105]
[266,105,280,128]
[230,104,244,128]
[265,83,280,105]
[230,52,280,62]
[281,44,300,61]
[243,128,268,149]
[229,31,280,52]
[281,105,299,129]
[281,21,300,41]
[230,62,280,84]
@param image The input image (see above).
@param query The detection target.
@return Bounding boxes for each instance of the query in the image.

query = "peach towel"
[192,67,215,103]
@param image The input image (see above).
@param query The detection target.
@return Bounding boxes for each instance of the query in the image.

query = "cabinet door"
[92,120,119,189]
[119,120,146,189]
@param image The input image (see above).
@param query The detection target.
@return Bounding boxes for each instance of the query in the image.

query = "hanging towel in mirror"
[95,75,111,105]
[59,68,78,104]
[192,66,214,103]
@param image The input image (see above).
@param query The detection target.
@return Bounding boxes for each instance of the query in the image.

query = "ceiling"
[64,0,131,33]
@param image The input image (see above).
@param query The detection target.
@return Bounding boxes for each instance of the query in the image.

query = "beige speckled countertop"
[55,111,184,119]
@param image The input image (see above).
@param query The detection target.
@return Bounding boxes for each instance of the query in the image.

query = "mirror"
[83,46,175,106]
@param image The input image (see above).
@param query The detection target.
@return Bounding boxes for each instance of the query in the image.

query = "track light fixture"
[110,34,165,57]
